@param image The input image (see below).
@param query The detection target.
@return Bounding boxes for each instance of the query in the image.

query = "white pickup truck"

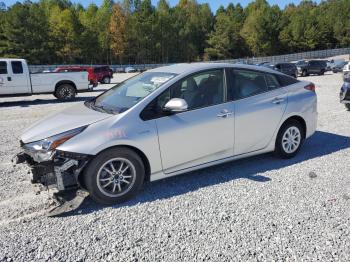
[0,58,92,100]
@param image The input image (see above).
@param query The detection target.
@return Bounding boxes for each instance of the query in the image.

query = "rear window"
[0,61,7,74]
[277,74,299,86]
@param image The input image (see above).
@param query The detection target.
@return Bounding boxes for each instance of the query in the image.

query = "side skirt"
[149,147,274,182]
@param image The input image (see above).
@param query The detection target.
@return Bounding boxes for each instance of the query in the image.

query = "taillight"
[304,83,316,92]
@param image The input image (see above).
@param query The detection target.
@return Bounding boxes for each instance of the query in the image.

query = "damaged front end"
[14,126,91,216]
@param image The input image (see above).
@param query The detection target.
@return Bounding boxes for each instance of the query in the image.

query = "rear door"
[283,64,295,76]
[227,69,287,155]
[308,61,319,74]
[280,64,288,75]
[94,67,103,82]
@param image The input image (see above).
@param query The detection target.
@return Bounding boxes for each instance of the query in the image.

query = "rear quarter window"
[265,74,280,90]
[277,74,299,86]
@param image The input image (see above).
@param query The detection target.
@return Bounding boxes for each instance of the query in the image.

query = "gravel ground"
[0,72,349,261]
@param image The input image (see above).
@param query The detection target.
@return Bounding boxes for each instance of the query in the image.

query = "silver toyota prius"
[16,63,317,204]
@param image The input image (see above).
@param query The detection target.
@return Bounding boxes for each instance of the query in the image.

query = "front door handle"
[272,97,285,104]
[7,76,11,81]
[217,109,233,118]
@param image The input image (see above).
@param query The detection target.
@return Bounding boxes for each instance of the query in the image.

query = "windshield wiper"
[89,101,120,115]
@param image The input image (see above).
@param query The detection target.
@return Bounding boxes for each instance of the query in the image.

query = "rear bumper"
[15,149,91,192]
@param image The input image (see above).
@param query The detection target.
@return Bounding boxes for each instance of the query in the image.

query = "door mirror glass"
[163,98,188,113]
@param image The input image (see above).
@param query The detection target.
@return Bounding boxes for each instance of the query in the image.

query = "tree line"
[0,0,349,65]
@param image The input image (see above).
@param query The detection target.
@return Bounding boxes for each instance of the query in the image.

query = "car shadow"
[61,130,350,217]
[0,96,95,108]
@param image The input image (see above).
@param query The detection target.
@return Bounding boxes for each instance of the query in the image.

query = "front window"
[141,69,224,121]
[87,72,176,114]
[0,61,7,74]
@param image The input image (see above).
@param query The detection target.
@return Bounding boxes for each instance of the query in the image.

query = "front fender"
[57,116,163,176]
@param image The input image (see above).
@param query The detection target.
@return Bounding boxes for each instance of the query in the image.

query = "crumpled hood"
[21,102,113,143]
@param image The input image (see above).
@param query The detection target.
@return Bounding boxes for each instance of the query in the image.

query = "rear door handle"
[217,109,233,118]
[272,97,285,104]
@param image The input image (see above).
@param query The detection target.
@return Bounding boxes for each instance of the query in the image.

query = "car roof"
[148,62,280,75]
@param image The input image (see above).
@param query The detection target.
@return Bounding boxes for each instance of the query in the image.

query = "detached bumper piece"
[15,150,92,216]
[48,189,89,217]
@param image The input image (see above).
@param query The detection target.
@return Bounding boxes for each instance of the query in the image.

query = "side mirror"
[163,98,188,113]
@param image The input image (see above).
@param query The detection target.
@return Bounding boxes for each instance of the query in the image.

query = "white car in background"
[0,58,92,100]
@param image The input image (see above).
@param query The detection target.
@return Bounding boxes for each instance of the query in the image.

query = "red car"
[54,66,113,86]
[93,66,114,84]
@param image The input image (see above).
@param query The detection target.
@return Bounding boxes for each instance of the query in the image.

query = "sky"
[3,0,321,10]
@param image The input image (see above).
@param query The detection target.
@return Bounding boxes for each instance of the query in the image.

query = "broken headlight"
[23,126,87,162]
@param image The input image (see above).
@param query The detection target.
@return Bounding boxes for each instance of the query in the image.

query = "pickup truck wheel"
[55,84,76,100]
[102,76,111,84]
[301,70,308,77]
[345,104,350,111]
[84,147,145,205]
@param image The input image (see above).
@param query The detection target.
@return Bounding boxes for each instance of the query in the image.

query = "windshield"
[88,72,176,114]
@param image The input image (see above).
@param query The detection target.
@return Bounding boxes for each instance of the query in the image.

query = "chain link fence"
[29,47,350,73]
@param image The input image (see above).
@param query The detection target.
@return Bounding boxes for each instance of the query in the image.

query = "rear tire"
[55,84,76,100]
[345,104,350,111]
[275,120,304,159]
[102,76,111,84]
[84,147,145,205]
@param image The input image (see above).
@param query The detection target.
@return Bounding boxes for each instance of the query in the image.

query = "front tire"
[275,120,304,159]
[302,70,308,77]
[345,104,350,111]
[102,76,111,84]
[84,147,145,205]
[55,84,76,100]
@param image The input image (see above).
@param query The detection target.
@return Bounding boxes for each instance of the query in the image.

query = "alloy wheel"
[96,158,136,197]
[282,126,301,154]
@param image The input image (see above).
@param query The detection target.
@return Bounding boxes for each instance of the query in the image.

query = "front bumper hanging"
[14,149,91,216]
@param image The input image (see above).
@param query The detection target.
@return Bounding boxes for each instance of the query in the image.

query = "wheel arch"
[55,80,77,93]
[279,115,307,138]
[78,144,151,188]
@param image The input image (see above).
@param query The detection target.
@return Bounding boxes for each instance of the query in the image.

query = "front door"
[7,60,30,94]
[0,61,11,95]
[227,68,287,155]
[144,69,235,173]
